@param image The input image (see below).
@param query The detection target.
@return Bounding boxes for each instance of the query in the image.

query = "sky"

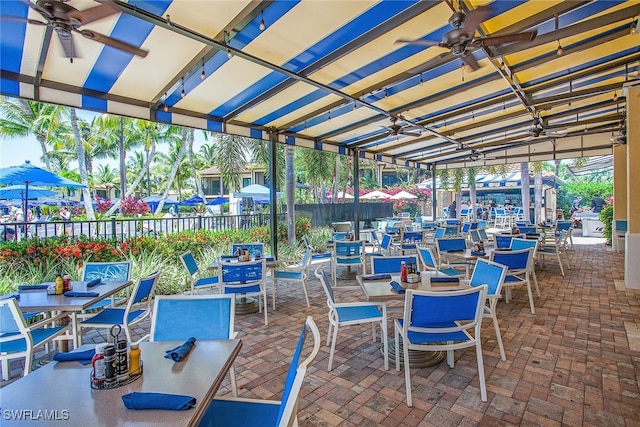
[0,108,208,170]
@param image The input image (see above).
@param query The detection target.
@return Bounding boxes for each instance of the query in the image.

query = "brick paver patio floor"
[3,236,639,426]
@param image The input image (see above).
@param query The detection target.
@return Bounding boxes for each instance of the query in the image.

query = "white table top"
[0,339,242,426]
[357,272,467,301]
[17,281,132,312]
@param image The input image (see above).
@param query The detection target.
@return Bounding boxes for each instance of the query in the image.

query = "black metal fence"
[1,213,286,242]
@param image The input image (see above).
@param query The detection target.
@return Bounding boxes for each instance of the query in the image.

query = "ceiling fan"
[1,0,148,61]
[381,117,422,137]
[527,116,567,139]
[397,5,536,72]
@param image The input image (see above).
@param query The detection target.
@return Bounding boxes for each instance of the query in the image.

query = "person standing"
[448,200,457,218]
[590,194,606,213]
[59,206,72,236]
[570,196,582,215]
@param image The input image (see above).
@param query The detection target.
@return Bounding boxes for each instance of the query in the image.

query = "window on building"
[242,177,251,188]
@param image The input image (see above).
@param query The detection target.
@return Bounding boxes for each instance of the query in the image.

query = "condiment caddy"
[90,325,142,390]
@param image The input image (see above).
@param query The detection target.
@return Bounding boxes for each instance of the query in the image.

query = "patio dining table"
[356,272,469,368]
[17,280,132,350]
[0,339,242,426]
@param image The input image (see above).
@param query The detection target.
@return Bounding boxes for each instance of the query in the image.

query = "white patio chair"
[315,267,388,371]
[199,316,320,427]
[180,252,219,294]
[272,246,313,309]
[219,258,268,325]
[0,297,69,380]
[395,285,488,405]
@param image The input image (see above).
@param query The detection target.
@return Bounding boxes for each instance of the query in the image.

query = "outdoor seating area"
[1,235,638,425]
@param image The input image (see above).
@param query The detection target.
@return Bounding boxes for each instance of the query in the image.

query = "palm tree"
[285,145,295,242]
[68,108,96,220]
[0,97,66,170]
[94,164,119,200]
[211,133,249,195]
[300,147,333,203]
[155,127,191,213]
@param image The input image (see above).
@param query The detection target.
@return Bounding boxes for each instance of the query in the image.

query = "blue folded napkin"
[87,278,102,287]
[430,277,460,283]
[53,349,96,365]
[18,284,49,290]
[0,292,20,300]
[470,251,486,256]
[63,291,99,297]
[122,392,196,410]
[390,280,405,294]
[362,273,392,281]
[165,337,196,362]
[444,249,465,253]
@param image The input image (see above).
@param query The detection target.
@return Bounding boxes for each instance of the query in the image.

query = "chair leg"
[24,347,34,377]
[447,347,454,368]
[328,323,339,371]
[475,340,487,402]
[556,253,565,276]
[263,293,268,326]
[272,277,277,311]
[532,269,541,297]
[526,280,536,315]
[402,334,412,407]
[394,325,401,372]
[301,279,310,308]
[381,320,389,371]
[2,358,10,381]
[489,307,506,361]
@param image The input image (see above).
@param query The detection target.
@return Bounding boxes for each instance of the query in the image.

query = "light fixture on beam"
[259,10,265,31]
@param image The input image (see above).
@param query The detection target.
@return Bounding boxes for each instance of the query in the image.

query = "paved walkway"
[3,237,639,426]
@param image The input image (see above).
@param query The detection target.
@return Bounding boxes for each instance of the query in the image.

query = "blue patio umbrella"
[40,197,76,206]
[0,161,85,218]
[206,196,228,206]
[143,195,179,212]
[179,196,206,206]
[0,185,57,200]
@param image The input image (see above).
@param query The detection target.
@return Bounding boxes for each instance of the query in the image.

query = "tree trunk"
[188,135,205,199]
[157,128,189,213]
[341,155,351,203]
[69,108,96,220]
[534,172,543,224]
[119,117,126,198]
[332,155,340,204]
[285,145,296,243]
[520,162,530,222]
[105,142,157,216]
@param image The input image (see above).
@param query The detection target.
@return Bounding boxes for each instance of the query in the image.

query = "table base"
[336,266,358,280]
[235,297,259,314]
[386,338,445,368]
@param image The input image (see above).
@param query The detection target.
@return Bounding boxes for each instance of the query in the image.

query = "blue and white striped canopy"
[1,0,637,169]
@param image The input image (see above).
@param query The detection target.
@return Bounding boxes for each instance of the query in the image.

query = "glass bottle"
[55,274,64,295]
[129,342,141,375]
[400,261,408,282]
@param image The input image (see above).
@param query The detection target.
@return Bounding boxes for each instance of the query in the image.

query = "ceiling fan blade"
[66,1,119,25]
[461,5,492,37]
[0,15,46,25]
[478,30,537,46]
[55,29,78,58]
[79,29,149,58]
[408,51,451,74]
[396,38,443,47]
[21,0,53,19]
[461,53,481,71]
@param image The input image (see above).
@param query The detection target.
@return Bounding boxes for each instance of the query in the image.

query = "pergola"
[1,0,638,288]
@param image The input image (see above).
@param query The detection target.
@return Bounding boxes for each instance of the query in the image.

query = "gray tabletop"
[17,281,132,312]
[357,271,464,301]
[0,339,242,426]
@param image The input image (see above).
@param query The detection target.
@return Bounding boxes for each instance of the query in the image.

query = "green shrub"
[599,204,613,245]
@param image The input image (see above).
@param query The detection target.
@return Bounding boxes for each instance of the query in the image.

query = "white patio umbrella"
[390,190,417,199]
[360,190,391,200]
[329,191,354,199]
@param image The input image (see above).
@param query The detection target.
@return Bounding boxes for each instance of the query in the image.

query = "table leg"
[235,296,259,314]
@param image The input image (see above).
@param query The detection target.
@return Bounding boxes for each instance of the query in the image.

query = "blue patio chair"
[272,246,313,309]
[434,227,447,239]
[219,259,268,325]
[510,237,541,297]
[0,297,69,380]
[461,222,471,235]
[444,225,459,236]
[416,246,466,278]
[149,294,238,396]
[435,237,472,278]
[495,208,509,228]
[331,231,352,242]
[537,230,571,277]
[370,255,418,275]
[400,230,423,254]
[518,226,537,234]
[315,267,388,371]
[80,261,133,312]
[466,258,508,361]
[421,221,436,230]
[445,219,460,226]
[491,248,536,314]
[495,234,521,249]
[80,270,161,344]
[231,243,264,259]
[555,220,574,248]
[200,316,320,427]
[180,252,219,294]
[331,240,366,287]
[394,285,489,405]
[613,219,627,253]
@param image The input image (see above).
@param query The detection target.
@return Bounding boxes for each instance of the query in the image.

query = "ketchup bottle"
[400,261,408,283]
